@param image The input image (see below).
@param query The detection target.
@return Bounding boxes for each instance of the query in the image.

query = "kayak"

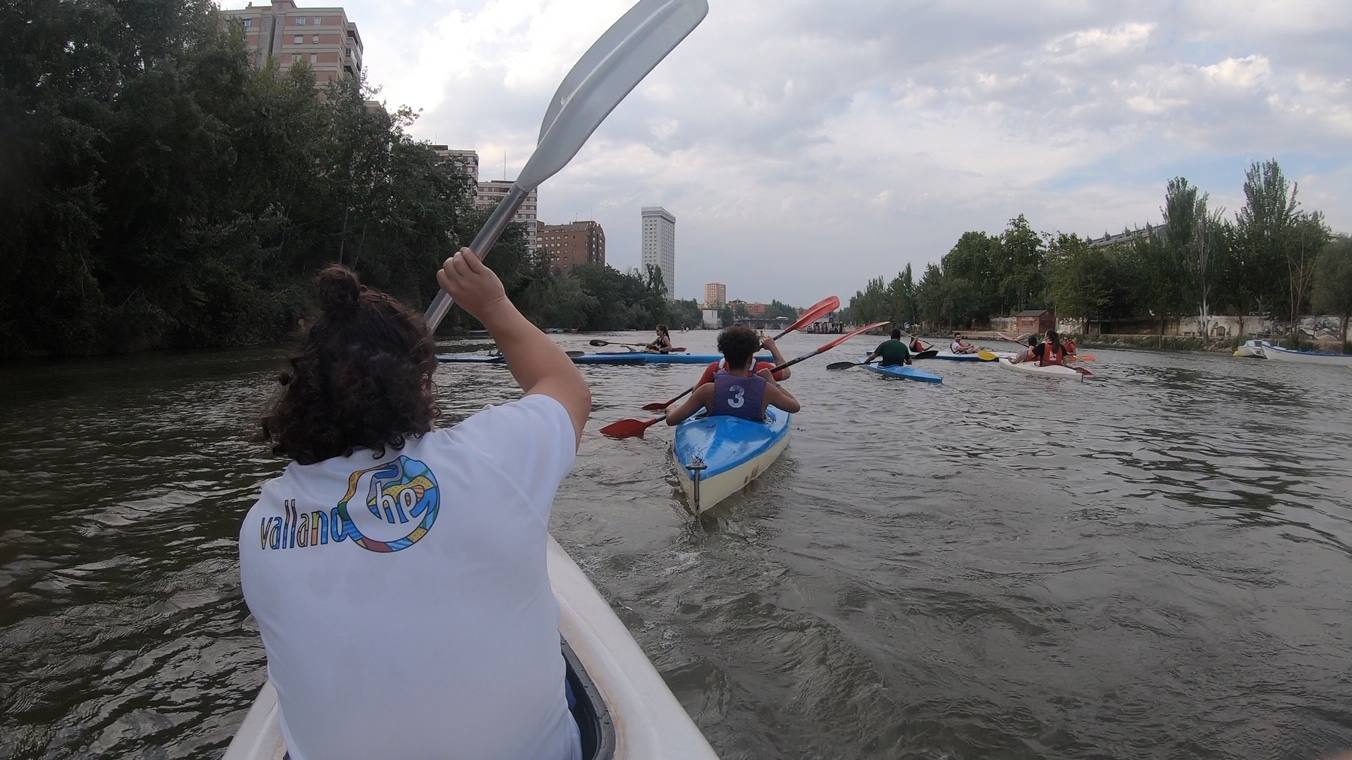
[931,350,986,361]
[1233,339,1272,358]
[673,408,790,515]
[930,350,1014,362]
[437,353,772,366]
[859,362,943,384]
[575,352,771,365]
[998,357,1087,380]
[1260,344,1352,367]
[223,537,717,760]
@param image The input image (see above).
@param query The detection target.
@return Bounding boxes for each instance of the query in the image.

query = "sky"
[217,0,1352,305]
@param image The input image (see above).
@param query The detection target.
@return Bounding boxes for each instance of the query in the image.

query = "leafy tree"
[1312,237,1352,351]
[1048,234,1109,333]
[1235,159,1299,324]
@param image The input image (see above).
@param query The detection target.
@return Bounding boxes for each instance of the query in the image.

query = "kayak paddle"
[826,359,880,370]
[636,295,840,412]
[588,339,687,352]
[422,0,710,331]
[600,414,666,440]
[634,321,888,413]
[977,350,999,361]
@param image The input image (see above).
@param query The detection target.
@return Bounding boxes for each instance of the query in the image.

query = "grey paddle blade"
[423,0,708,332]
[520,0,708,188]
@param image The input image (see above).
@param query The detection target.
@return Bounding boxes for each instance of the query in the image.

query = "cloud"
[216,0,1352,304]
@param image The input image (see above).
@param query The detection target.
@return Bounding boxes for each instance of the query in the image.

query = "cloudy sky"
[218,0,1352,305]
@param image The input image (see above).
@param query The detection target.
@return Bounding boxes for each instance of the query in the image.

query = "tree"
[1287,210,1330,324]
[1235,159,1299,325]
[1312,237,1352,352]
[994,215,1047,314]
[1048,234,1109,333]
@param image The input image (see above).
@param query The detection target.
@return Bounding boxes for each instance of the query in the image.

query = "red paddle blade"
[600,416,662,439]
[641,402,668,412]
[773,295,840,339]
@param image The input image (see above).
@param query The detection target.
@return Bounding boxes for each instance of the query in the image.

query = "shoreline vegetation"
[1,1,704,360]
[841,163,1352,354]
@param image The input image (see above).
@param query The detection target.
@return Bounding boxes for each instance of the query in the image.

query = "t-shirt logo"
[338,456,440,553]
[259,455,440,554]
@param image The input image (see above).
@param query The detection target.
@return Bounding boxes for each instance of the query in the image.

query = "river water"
[2,332,1350,759]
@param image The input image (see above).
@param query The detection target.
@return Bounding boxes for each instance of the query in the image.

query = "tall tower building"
[221,0,363,86]
[477,180,539,255]
[641,206,676,298]
[703,282,727,309]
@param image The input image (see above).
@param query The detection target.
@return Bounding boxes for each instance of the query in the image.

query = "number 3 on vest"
[727,385,745,409]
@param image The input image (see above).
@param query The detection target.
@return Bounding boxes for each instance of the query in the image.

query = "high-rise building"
[430,146,479,201]
[703,282,727,309]
[539,221,606,273]
[641,206,676,298]
[222,0,363,86]
[430,147,479,183]
[476,181,539,255]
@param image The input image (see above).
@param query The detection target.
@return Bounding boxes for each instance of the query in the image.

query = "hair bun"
[316,264,361,318]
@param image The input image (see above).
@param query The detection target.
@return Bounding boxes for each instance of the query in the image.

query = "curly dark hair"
[717,325,761,369]
[262,265,439,465]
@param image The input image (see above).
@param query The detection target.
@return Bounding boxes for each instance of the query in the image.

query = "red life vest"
[1038,341,1065,367]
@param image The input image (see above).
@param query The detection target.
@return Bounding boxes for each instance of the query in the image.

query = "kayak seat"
[562,640,616,760]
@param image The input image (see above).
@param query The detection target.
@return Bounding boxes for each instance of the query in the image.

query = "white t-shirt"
[239,394,580,760]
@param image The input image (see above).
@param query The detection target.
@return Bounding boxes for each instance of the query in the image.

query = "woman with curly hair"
[239,248,590,760]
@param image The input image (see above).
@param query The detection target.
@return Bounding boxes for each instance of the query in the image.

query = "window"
[312,35,319,43]
[294,35,303,44]
[292,54,301,63]
[310,54,317,64]
[241,17,252,30]
[314,17,322,25]
[295,16,305,26]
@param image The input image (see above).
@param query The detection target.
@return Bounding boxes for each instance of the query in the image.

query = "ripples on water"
[1,336,1350,758]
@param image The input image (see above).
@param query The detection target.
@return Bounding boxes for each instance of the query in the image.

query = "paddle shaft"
[424,186,528,332]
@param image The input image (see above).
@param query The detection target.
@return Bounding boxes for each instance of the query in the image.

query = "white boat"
[223,537,717,760]
[1260,344,1352,367]
[673,409,791,514]
[1233,339,1272,358]
[998,358,1087,381]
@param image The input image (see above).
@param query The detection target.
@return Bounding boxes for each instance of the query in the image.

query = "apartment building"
[222,0,363,86]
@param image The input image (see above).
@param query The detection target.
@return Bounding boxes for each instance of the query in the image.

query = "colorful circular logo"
[334,455,439,553]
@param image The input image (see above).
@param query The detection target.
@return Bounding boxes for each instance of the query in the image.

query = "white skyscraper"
[641,206,676,298]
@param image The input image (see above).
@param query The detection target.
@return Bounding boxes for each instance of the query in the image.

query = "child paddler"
[240,249,591,760]
[666,325,800,424]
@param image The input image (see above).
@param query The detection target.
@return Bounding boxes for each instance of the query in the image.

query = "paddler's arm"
[665,384,712,425]
[761,337,791,380]
[438,248,591,445]
[759,369,801,413]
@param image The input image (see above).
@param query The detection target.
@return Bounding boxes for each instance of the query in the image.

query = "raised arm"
[761,337,791,380]
[437,248,591,444]
[759,370,801,414]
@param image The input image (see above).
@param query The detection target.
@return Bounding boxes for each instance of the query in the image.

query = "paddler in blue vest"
[666,325,800,425]
[866,329,912,366]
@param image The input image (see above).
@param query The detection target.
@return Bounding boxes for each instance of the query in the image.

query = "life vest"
[710,372,767,421]
[1038,341,1065,366]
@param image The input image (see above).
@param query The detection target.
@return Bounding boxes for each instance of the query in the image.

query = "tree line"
[0,0,697,358]
[845,160,1352,347]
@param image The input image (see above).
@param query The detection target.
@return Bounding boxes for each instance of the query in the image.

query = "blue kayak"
[672,409,791,515]
[860,362,943,383]
[437,353,772,366]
